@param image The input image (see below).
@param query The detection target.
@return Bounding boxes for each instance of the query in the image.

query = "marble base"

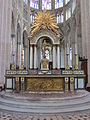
[0,90,90,114]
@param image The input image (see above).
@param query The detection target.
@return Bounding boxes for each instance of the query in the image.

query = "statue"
[41,40,49,70]
[43,40,47,58]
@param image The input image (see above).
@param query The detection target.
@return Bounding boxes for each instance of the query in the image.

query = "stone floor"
[0,110,90,120]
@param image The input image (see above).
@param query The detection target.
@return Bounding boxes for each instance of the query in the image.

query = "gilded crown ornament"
[30,9,59,37]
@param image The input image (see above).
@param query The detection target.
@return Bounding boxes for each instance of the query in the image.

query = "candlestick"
[11,40,15,70]
[66,44,70,70]
[75,43,77,54]
[21,45,24,70]
[67,43,69,54]
[75,44,78,70]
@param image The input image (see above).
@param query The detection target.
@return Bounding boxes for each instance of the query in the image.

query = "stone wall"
[0,0,12,84]
[80,0,90,84]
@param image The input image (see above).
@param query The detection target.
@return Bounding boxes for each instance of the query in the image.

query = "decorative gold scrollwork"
[26,77,64,91]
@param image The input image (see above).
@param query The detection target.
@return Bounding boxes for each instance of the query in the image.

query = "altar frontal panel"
[26,77,64,91]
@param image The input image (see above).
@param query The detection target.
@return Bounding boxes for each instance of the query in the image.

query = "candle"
[75,43,77,54]
[67,43,69,54]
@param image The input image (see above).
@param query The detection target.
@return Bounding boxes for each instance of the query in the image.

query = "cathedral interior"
[0,0,90,119]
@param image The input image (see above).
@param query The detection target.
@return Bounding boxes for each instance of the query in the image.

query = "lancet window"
[30,0,39,9]
[42,0,51,10]
[55,0,63,9]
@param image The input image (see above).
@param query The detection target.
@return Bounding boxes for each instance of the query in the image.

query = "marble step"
[0,95,90,107]
[0,101,90,114]
[0,91,90,113]
[0,91,90,107]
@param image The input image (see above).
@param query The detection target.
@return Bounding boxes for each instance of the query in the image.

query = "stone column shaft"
[30,45,33,69]
[34,45,37,69]
[57,45,60,69]
[53,45,56,69]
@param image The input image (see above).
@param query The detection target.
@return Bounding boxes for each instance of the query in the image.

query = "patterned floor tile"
[0,110,90,120]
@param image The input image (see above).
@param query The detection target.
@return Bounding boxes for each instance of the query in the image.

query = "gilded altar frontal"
[26,77,64,91]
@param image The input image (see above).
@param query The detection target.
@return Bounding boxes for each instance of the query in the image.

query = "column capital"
[30,44,33,47]
[53,44,57,47]
[33,44,37,47]
[56,44,60,47]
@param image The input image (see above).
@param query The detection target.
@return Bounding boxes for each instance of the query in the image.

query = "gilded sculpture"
[30,9,59,37]
[26,78,64,91]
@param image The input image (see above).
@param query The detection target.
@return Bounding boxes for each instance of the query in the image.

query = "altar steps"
[0,90,90,114]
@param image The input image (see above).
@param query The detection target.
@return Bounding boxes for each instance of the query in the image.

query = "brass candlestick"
[75,54,78,70]
[75,44,78,70]
[66,44,70,70]
[11,41,15,70]
[21,46,24,70]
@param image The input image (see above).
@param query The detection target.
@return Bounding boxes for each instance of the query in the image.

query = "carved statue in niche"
[41,40,49,70]
[43,40,47,58]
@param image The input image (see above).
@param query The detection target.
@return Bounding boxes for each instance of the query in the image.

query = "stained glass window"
[55,0,63,9]
[30,0,39,9]
[23,0,28,4]
[42,0,51,10]
[57,11,64,23]
[30,11,35,24]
